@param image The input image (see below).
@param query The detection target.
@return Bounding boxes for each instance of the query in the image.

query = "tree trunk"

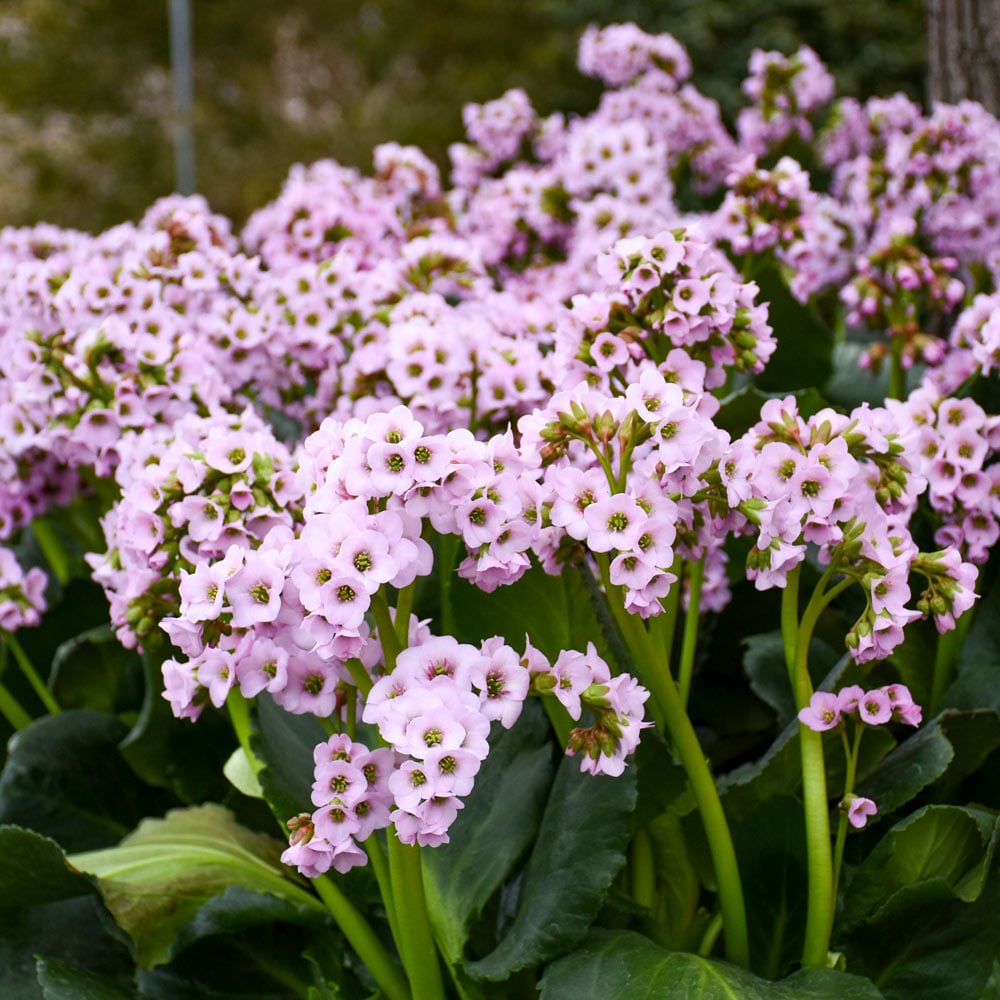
[926,0,1000,114]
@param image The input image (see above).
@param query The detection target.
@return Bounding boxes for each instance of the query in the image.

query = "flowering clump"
[737,46,835,155]
[559,229,775,390]
[281,636,649,874]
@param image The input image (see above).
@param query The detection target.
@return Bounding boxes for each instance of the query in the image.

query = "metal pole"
[169,0,196,194]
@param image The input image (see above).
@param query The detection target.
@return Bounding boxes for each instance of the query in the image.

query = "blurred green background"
[0,0,927,232]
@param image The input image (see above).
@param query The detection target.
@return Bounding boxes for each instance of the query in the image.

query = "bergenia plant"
[0,21,998,1000]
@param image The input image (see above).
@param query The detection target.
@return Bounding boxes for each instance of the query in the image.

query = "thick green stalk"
[789,571,854,968]
[887,334,907,400]
[387,838,445,1000]
[0,679,32,730]
[595,554,749,968]
[366,832,403,963]
[4,633,60,715]
[371,589,402,672]
[226,691,407,998]
[437,534,460,637]
[677,556,705,708]
[394,581,417,646]
[315,875,411,1000]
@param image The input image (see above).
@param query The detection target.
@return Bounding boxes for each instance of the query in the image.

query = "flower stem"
[0,678,32,730]
[371,589,402,673]
[790,568,853,968]
[930,610,972,715]
[437,534,460,637]
[831,724,863,913]
[4,633,60,715]
[394,581,417,646]
[366,832,403,962]
[888,334,906,400]
[595,553,749,968]
[315,874,411,1000]
[386,838,445,1000]
[677,556,705,708]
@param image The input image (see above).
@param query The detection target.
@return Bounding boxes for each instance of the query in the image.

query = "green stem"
[781,565,802,682]
[366,833,403,963]
[315,875,411,1000]
[0,679,32,730]
[652,554,683,670]
[371,589,402,673]
[386,838,445,1000]
[594,554,749,968]
[698,911,724,957]
[438,534,460,637]
[888,335,906,401]
[631,825,657,911]
[226,688,263,774]
[227,692,408,1000]
[831,724,864,914]
[394,581,417,646]
[31,519,72,585]
[792,571,853,968]
[4,633,60,715]
[345,657,373,697]
[677,556,705,708]
[930,610,972,715]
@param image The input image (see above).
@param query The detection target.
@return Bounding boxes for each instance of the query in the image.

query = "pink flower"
[858,688,893,725]
[797,691,842,731]
[844,795,878,829]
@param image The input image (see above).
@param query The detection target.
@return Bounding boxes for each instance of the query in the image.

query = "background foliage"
[0,0,926,231]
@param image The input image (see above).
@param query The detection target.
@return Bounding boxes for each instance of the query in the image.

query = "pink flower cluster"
[281,635,649,875]
[558,229,774,391]
[89,407,300,651]
[0,547,46,631]
[737,46,834,155]
[798,683,922,732]
[727,395,979,662]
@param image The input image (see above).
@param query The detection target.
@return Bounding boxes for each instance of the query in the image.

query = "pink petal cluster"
[798,683,922,732]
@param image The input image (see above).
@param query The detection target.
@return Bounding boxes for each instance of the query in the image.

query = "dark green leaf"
[854,723,954,817]
[643,812,702,951]
[49,625,143,714]
[251,693,328,824]
[465,758,636,981]
[69,803,326,969]
[742,630,840,726]
[423,700,556,964]
[36,956,134,1000]
[836,807,1000,1000]
[0,710,164,851]
[119,648,232,802]
[734,797,807,980]
[0,895,134,1000]
[941,650,1000,715]
[842,805,997,931]
[538,929,884,998]
[0,826,94,907]
[753,265,835,393]
[930,710,1000,800]
[825,341,893,409]
[135,926,336,1000]
[449,561,609,663]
